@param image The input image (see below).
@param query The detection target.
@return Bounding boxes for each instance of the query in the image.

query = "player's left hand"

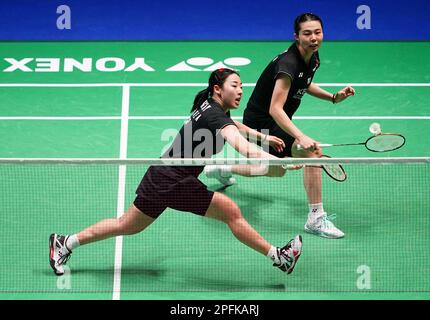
[267,135,285,153]
[334,86,355,103]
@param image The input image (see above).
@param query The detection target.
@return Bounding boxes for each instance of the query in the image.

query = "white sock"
[66,234,80,251]
[267,246,280,264]
[308,203,325,221]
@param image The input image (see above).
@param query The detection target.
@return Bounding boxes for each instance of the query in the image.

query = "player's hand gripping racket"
[297,133,405,152]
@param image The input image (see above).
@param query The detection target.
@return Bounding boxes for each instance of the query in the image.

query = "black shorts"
[243,108,295,157]
[133,166,214,219]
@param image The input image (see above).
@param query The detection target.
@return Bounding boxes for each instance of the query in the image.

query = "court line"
[0,116,122,120]
[0,83,429,87]
[112,85,130,300]
[1,116,429,120]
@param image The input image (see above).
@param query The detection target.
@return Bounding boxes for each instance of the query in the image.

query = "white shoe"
[273,235,303,274]
[49,234,72,276]
[204,165,236,186]
[304,213,345,239]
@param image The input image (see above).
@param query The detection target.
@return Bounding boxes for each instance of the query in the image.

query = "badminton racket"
[297,133,405,152]
[283,155,347,182]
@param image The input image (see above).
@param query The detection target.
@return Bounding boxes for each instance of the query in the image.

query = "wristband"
[332,93,337,104]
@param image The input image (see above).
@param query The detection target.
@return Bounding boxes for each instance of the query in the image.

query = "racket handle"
[297,143,333,151]
[281,164,296,169]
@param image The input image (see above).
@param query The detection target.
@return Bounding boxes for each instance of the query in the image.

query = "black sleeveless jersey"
[246,43,320,119]
[159,99,235,177]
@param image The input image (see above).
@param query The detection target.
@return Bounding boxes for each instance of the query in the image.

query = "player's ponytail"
[191,87,211,112]
[191,68,240,112]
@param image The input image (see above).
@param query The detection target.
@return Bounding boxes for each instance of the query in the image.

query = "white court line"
[1,116,429,120]
[0,116,121,120]
[112,85,130,300]
[0,83,429,87]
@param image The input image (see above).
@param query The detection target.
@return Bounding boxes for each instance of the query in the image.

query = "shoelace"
[279,246,293,266]
[57,249,72,265]
[58,252,71,265]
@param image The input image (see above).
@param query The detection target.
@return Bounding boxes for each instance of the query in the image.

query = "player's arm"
[269,76,318,150]
[233,120,262,140]
[233,120,285,153]
[221,124,300,172]
[308,82,355,103]
[221,124,275,159]
[307,82,334,102]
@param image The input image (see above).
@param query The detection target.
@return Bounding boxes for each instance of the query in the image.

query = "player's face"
[216,73,243,110]
[295,20,323,53]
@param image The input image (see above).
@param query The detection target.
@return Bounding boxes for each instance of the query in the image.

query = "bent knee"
[117,217,144,235]
[225,203,243,223]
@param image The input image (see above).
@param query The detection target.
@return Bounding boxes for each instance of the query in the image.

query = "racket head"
[319,155,347,182]
[365,133,405,152]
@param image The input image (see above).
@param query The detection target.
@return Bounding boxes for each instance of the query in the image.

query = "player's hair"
[294,13,323,34]
[191,68,239,112]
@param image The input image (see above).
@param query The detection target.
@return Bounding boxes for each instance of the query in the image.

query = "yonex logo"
[166,57,251,71]
[2,57,155,73]
[2,56,251,73]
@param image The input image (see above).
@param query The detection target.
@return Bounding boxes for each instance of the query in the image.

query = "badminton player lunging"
[206,13,355,239]
[49,68,302,276]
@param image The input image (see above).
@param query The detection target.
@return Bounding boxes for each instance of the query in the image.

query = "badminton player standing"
[206,13,355,238]
[49,68,302,276]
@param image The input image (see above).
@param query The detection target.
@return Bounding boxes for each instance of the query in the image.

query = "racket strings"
[319,155,347,182]
[366,134,405,152]
[323,164,347,181]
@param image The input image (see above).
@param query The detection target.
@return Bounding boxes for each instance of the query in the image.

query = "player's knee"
[226,202,243,223]
[117,216,142,235]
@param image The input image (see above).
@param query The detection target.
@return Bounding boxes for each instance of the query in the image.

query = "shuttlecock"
[369,122,382,135]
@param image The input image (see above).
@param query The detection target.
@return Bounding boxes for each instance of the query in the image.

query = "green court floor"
[0,42,429,300]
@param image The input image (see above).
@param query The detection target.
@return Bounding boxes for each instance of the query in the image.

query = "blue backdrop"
[0,0,429,40]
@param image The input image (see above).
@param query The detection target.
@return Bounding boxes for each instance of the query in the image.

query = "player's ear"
[213,84,222,96]
[294,32,299,42]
